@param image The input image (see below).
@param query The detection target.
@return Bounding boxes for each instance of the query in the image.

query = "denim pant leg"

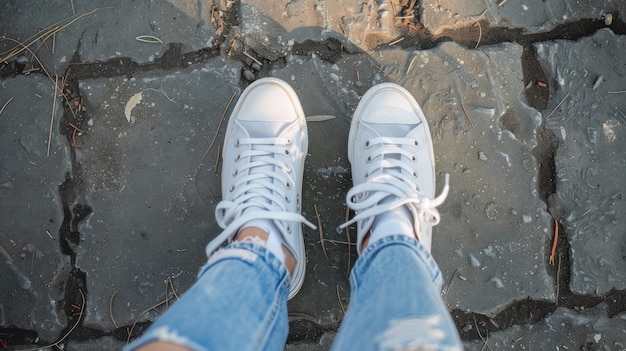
[331,235,463,351]
[125,241,290,351]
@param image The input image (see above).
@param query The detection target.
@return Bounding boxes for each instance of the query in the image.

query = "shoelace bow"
[339,136,449,245]
[206,137,316,256]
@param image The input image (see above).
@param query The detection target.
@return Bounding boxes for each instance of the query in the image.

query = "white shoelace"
[339,136,449,247]
[206,137,316,256]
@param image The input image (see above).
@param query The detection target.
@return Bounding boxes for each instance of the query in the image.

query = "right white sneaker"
[339,83,449,254]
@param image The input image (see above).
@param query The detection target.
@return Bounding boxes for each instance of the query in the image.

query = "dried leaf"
[306,115,336,122]
[593,75,603,90]
[212,10,226,36]
[124,92,143,123]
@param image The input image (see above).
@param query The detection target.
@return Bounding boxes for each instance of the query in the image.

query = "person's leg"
[129,238,291,351]
[126,78,315,351]
[333,83,462,350]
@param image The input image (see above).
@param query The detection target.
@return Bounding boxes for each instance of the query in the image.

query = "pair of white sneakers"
[205,78,449,300]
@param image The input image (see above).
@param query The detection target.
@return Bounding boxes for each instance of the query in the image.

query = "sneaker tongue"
[239,120,291,138]
[375,123,415,174]
[374,122,415,137]
[238,120,290,207]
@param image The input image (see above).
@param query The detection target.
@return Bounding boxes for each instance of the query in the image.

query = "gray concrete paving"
[538,29,626,296]
[1,0,625,350]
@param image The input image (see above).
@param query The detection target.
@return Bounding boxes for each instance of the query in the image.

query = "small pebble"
[251,63,261,71]
[478,151,488,161]
[605,13,613,26]
[243,69,255,82]
[593,75,603,90]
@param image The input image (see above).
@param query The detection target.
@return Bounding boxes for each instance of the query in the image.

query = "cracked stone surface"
[0,0,217,65]
[0,74,69,341]
[537,29,626,295]
[240,0,405,54]
[2,0,626,350]
[76,60,241,330]
[422,0,625,34]
[464,303,626,350]
[377,41,555,316]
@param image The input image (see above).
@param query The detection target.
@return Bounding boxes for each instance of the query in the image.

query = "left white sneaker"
[207,78,316,300]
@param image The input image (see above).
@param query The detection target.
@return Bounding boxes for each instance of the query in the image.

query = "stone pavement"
[1,0,625,349]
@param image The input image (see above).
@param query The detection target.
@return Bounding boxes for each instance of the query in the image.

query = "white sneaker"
[339,83,449,254]
[206,78,316,300]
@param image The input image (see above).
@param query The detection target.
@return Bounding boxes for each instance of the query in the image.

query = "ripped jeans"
[125,235,463,351]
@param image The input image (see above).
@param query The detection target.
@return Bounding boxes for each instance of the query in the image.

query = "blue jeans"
[125,235,463,351]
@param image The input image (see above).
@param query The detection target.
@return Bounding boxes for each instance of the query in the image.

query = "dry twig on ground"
[0,96,13,116]
[194,91,237,204]
[110,291,119,328]
[550,219,559,265]
[21,290,85,351]
[314,204,330,262]
[545,93,570,119]
[336,286,346,314]
[461,101,475,128]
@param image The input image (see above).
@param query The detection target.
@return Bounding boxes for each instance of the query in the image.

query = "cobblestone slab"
[239,0,404,55]
[0,74,69,340]
[464,303,626,350]
[421,0,623,34]
[371,42,554,316]
[0,1,217,66]
[67,336,127,351]
[536,29,626,295]
[75,60,240,330]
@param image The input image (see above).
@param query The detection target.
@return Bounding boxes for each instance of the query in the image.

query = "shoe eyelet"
[229,185,235,192]
[232,169,238,176]
[414,140,419,146]
[285,149,290,156]
[366,156,371,163]
[287,225,292,233]
[411,155,417,162]
[286,182,292,189]
[413,171,417,178]
[364,172,369,178]
[415,185,421,192]
[235,139,240,147]
[287,138,292,144]
[285,195,290,203]
[235,154,241,162]
[365,140,370,148]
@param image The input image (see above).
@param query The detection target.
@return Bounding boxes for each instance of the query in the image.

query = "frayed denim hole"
[152,326,192,345]
[375,315,460,351]
[207,247,259,266]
